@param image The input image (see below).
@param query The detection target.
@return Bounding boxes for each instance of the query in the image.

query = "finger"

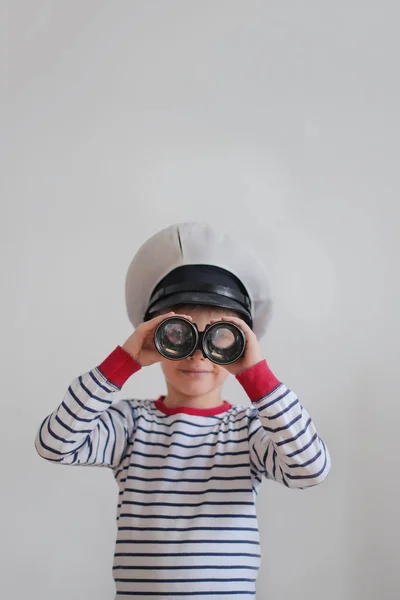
[174,313,193,321]
[145,312,176,330]
[152,311,175,322]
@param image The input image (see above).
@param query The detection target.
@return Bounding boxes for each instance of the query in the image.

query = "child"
[35,221,331,600]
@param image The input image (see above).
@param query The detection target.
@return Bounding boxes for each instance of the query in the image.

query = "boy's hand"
[122,312,193,367]
[209,316,263,376]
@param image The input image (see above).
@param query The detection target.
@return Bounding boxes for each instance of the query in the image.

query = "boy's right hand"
[122,312,193,367]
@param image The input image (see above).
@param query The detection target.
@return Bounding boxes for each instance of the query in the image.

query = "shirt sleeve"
[236,360,331,489]
[34,346,141,469]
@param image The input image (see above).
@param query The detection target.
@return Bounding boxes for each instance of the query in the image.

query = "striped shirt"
[35,345,331,599]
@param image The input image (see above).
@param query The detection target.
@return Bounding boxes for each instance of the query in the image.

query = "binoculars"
[154,316,246,365]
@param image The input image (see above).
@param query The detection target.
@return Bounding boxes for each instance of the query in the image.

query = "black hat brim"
[145,291,252,327]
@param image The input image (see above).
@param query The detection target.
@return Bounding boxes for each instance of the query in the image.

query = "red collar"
[154,396,232,416]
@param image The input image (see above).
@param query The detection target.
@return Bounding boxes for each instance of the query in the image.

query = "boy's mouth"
[180,369,211,376]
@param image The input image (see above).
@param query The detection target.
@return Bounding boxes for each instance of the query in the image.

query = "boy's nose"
[190,349,206,360]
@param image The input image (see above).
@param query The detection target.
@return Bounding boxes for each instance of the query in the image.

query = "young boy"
[35,222,331,600]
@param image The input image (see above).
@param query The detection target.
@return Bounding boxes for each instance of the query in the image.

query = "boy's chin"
[173,380,220,397]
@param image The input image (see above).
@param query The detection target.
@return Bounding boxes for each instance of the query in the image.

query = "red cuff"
[97,346,141,388]
[236,360,281,402]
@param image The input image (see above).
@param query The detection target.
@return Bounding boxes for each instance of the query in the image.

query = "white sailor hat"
[125,222,273,339]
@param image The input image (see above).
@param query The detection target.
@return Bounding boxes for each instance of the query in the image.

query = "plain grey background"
[3,1,400,599]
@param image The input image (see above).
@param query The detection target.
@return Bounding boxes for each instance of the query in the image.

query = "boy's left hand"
[209,316,264,376]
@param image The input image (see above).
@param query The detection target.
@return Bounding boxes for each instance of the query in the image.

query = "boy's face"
[157,305,239,401]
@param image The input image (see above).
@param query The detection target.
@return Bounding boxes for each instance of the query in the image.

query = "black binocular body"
[154,316,246,365]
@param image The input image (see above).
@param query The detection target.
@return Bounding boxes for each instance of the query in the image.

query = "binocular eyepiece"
[154,316,246,365]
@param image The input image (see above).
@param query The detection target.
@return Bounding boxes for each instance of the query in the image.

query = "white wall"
[3,2,400,599]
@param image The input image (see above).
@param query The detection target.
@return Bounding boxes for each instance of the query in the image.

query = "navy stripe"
[90,369,118,393]
[104,411,118,465]
[120,487,252,496]
[132,422,249,439]
[124,474,252,484]
[114,551,260,558]
[87,436,94,463]
[61,400,94,423]
[255,387,290,411]
[136,408,248,426]
[117,461,250,472]
[134,435,249,450]
[114,576,257,583]
[107,411,118,466]
[117,526,258,533]
[262,440,271,468]
[101,418,111,464]
[55,414,92,435]
[93,423,101,463]
[130,449,249,462]
[268,399,299,420]
[279,466,289,487]
[120,500,255,508]
[248,424,263,443]
[113,564,259,570]
[286,432,318,457]
[109,405,128,420]
[67,386,99,414]
[78,375,112,405]
[251,441,265,473]
[38,420,88,457]
[116,539,260,545]
[261,412,303,433]
[118,513,257,520]
[286,444,328,480]
[116,591,256,596]
[276,417,312,446]
[286,448,322,469]
[46,416,74,445]
[142,409,248,426]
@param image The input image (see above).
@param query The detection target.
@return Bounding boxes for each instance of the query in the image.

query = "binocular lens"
[203,324,245,364]
[156,319,196,359]
[154,317,246,364]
